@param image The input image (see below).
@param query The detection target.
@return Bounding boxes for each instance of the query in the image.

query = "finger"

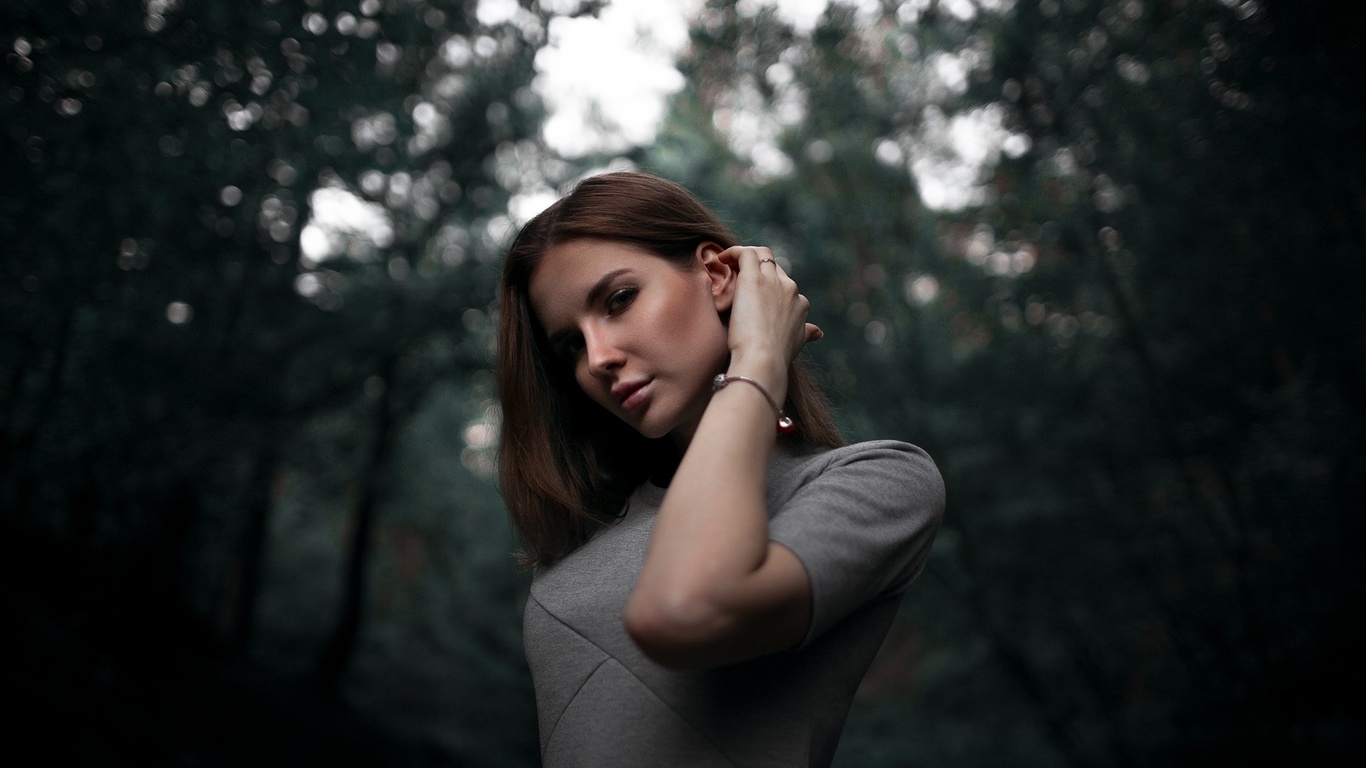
[760,252,789,276]
[716,245,750,271]
[722,245,778,273]
[805,323,824,342]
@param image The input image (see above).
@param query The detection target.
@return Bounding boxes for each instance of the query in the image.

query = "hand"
[717,246,822,381]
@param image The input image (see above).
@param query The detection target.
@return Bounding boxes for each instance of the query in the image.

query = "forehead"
[527,239,660,326]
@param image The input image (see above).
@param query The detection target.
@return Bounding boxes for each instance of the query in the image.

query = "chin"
[627,407,686,441]
[632,420,674,441]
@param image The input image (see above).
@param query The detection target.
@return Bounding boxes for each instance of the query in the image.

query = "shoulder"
[766,440,945,642]
[814,438,936,465]
[765,439,945,547]
[772,439,944,507]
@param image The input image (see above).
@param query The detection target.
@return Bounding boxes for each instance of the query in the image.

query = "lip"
[612,378,652,412]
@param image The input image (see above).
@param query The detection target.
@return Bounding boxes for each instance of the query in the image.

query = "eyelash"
[554,287,637,362]
[605,287,637,314]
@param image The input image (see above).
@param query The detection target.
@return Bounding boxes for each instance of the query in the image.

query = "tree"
[646,0,1365,764]
[1,0,556,763]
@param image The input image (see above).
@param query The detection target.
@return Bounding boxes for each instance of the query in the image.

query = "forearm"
[624,353,807,666]
[623,245,817,667]
[641,355,784,588]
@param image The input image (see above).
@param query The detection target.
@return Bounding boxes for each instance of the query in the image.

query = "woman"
[497,172,944,767]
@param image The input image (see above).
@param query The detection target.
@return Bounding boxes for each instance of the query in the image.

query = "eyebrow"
[545,267,632,349]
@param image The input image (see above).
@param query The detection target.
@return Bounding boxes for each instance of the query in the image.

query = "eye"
[553,334,585,364]
[605,287,637,314]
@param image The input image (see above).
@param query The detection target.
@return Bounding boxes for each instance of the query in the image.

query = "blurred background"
[2,0,1362,765]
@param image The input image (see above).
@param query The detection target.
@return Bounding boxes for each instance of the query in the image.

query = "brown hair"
[496,172,842,566]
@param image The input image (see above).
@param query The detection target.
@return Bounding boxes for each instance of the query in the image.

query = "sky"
[302,0,1017,267]
[516,0,1016,211]
[523,0,883,159]
[523,0,699,157]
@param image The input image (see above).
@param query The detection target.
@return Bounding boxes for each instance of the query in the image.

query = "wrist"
[725,353,788,397]
[711,372,796,435]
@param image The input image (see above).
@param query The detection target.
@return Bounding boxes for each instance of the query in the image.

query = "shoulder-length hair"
[497,172,842,567]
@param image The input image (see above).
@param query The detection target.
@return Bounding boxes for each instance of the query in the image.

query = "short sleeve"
[766,440,945,646]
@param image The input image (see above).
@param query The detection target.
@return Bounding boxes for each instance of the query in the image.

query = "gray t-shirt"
[524,440,945,767]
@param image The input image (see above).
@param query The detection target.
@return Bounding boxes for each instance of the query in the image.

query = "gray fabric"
[524,440,945,767]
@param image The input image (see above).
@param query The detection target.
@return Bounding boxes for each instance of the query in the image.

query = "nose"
[582,325,624,379]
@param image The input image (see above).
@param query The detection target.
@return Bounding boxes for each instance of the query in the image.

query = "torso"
[523,440,945,767]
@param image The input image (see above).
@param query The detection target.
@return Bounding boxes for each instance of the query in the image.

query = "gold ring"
[759,258,776,265]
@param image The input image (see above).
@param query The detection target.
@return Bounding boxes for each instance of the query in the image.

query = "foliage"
[645,0,1364,765]
[1,0,550,763]
[3,0,1362,765]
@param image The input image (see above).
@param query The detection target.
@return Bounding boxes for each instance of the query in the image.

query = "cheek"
[574,364,596,397]
[676,304,728,357]
[574,364,616,411]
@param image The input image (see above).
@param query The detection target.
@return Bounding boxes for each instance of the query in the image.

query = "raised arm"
[623,245,820,669]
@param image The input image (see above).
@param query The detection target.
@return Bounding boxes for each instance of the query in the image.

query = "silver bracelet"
[712,374,796,434]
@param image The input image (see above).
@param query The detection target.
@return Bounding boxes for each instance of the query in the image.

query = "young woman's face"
[528,238,731,441]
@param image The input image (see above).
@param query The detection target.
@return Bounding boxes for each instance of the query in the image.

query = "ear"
[696,242,735,312]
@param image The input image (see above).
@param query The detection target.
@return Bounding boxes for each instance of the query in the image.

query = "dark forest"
[2,0,1362,765]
